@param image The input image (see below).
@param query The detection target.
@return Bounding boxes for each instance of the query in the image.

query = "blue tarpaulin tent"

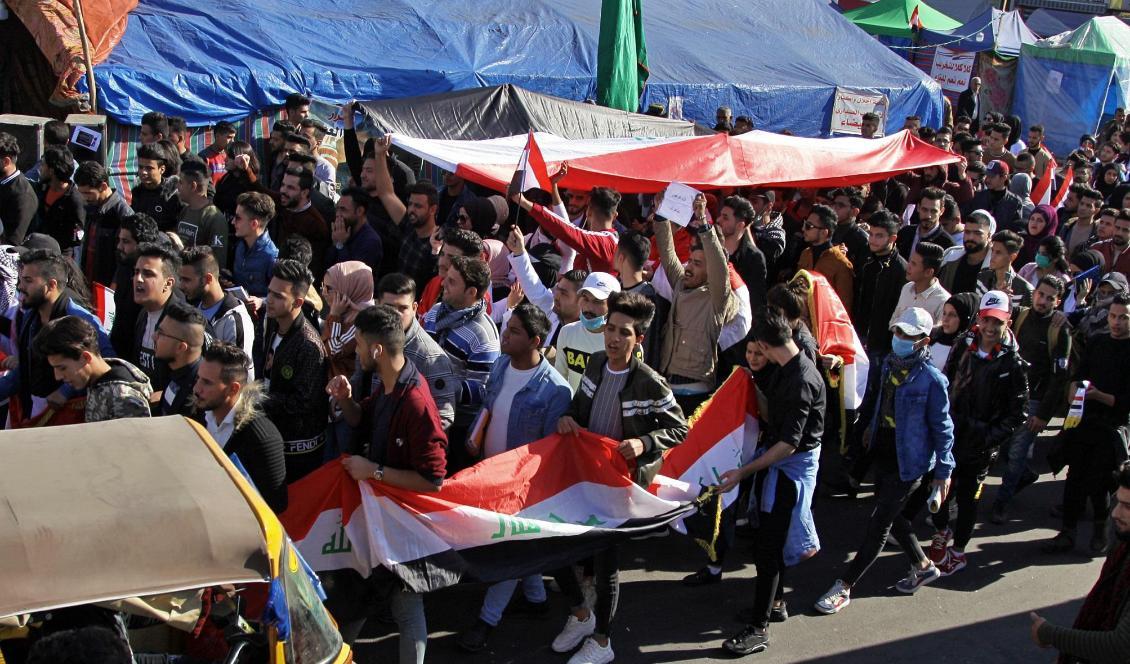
[918,9,1037,57]
[1014,16,1130,156]
[91,0,943,135]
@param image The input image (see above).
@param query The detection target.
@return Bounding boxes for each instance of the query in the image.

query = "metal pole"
[72,0,98,111]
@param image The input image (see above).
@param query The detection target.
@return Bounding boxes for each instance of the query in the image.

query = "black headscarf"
[931,292,979,346]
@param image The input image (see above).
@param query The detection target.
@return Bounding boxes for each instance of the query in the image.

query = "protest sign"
[829,88,888,136]
[656,181,700,226]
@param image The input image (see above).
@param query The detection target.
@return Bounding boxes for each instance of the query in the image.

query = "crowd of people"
[1,92,1129,664]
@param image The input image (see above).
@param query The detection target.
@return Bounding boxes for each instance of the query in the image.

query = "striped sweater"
[423,299,500,426]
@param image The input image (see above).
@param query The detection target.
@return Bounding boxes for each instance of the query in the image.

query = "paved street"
[355,435,1109,663]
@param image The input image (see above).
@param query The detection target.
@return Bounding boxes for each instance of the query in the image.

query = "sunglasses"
[802,222,822,231]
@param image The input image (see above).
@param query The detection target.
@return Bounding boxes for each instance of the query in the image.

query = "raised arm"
[372,136,406,224]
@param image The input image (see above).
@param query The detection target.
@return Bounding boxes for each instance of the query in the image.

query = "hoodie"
[86,358,153,422]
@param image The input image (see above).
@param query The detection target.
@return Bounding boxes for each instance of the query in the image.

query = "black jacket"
[833,220,870,269]
[853,250,907,354]
[0,171,38,244]
[943,330,1029,467]
[81,191,133,286]
[223,408,289,513]
[895,222,955,260]
[38,184,86,249]
[130,179,182,231]
[730,233,767,311]
[156,358,200,417]
[261,315,329,483]
[963,188,1025,232]
[110,260,141,357]
[956,88,981,130]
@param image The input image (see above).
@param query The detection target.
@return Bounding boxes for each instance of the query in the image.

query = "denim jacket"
[866,356,956,482]
[483,355,572,451]
[233,232,279,297]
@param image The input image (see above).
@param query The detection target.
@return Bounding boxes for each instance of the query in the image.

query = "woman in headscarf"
[455,197,500,240]
[320,260,374,377]
[1018,204,1059,267]
[1018,235,1070,288]
[1064,249,1106,314]
[1009,173,1035,222]
[928,293,978,372]
[1094,162,1125,205]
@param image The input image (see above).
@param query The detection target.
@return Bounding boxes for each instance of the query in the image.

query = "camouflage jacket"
[86,358,153,422]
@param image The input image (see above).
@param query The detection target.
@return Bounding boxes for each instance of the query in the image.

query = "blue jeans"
[996,400,1040,506]
[479,574,547,626]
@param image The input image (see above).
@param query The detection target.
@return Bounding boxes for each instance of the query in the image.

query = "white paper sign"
[69,125,102,152]
[667,96,684,121]
[656,182,700,227]
[829,88,889,136]
[1048,70,1063,93]
[929,47,976,94]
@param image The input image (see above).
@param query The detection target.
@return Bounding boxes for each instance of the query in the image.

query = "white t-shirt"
[483,364,537,459]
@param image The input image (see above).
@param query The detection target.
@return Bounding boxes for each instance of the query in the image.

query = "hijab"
[323,260,374,326]
[1020,204,1058,266]
[461,197,499,240]
[931,292,979,347]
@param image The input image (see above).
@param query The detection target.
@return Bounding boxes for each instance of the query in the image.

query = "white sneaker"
[552,613,597,653]
[814,579,851,615]
[567,636,615,664]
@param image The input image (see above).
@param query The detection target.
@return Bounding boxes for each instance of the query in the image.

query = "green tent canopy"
[842,0,961,39]
[1021,15,1130,67]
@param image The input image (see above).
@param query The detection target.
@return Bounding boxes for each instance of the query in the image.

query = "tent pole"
[73,0,98,111]
[1097,68,1116,135]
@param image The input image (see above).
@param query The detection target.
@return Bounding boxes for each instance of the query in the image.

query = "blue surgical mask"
[891,337,918,358]
[580,312,606,332]
[1035,253,1052,269]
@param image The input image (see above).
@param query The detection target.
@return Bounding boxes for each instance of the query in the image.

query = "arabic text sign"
[930,47,976,94]
[829,88,888,136]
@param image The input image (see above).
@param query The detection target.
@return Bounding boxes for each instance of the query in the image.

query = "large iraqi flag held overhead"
[280,370,758,592]
[391,129,962,194]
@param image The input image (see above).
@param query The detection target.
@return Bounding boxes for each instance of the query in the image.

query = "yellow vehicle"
[0,416,352,664]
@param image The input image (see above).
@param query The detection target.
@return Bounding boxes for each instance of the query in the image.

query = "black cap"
[528,243,562,272]
[10,233,62,257]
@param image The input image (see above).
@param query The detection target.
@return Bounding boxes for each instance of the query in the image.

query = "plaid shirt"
[399,227,438,291]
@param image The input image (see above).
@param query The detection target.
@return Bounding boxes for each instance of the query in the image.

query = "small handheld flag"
[508,131,553,197]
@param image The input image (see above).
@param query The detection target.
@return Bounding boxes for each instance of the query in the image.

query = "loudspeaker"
[65,113,108,165]
[0,114,49,173]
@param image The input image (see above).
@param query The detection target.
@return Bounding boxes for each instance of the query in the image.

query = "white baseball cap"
[890,307,934,337]
[579,272,621,300]
[978,290,1011,321]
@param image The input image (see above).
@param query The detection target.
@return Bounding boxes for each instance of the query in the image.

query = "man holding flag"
[550,290,687,664]
[512,132,621,274]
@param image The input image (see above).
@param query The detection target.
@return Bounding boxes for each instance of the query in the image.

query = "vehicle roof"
[0,416,273,617]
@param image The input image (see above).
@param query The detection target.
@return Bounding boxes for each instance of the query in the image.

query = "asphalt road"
[354,435,1109,663]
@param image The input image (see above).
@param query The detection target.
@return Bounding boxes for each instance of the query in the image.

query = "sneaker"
[506,594,549,619]
[457,618,493,653]
[814,580,851,615]
[722,626,769,655]
[566,636,614,664]
[990,502,1007,525]
[937,549,967,576]
[681,567,722,586]
[552,613,597,653]
[927,528,953,564]
[895,564,941,593]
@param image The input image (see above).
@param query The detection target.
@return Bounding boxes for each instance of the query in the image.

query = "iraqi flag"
[507,131,553,197]
[92,282,115,332]
[1051,164,1074,207]
[281,370,758,592]
[790,270,869,411]
[909,5,924,31]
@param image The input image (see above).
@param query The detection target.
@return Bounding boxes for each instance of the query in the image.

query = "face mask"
[891,337,919,358]
[580,312,606,332]
[1035,253,1052,269]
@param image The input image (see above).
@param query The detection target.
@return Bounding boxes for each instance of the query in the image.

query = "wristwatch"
[371,464,385,482]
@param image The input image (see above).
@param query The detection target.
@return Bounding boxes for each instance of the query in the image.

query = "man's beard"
[408,212,426,229]
[281,195,297,209]
[964,240,986,254]
[1116,527,1130,543]
[18,287,45,310]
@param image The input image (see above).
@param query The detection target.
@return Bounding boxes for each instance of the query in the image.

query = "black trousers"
[746,477,796,629]
[843,464,927,587]
[552,544,620,637]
